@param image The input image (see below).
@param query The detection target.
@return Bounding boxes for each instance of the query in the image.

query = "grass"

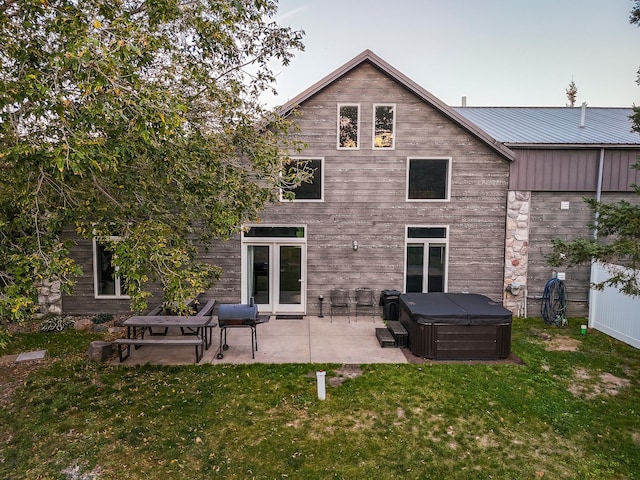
[1,318,639,479]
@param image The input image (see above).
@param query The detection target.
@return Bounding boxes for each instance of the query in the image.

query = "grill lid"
[218,303,259,321]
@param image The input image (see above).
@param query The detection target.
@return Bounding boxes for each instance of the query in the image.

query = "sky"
[262,0,640,108]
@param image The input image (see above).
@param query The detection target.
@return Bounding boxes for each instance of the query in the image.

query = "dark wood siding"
[602,150,640,191]
[234,63,510,314]
[510,148,640,192]
[526,192,594,318]
[525,191,640,318]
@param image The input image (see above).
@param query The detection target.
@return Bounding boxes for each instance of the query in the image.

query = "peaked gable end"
[278,50,514,161]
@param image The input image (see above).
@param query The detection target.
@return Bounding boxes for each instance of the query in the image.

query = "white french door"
[242,242,306,314]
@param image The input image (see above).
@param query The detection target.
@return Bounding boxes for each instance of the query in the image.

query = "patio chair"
[330,288,350,321]
[355,287,376,321]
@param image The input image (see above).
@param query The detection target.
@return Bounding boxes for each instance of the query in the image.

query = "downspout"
[594,148,605,240]
[589,148,605,328]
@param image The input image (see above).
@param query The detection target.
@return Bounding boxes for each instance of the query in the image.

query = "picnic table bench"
[114,298,217,363]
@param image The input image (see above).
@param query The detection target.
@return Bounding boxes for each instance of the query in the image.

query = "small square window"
[337,104,359,149]
[407,158,451,201]
[282,158,323,201]
[373,104,395,149]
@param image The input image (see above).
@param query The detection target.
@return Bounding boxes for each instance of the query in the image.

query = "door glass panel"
[428,244,446,292]
[279,246,302,305]
[248,245,270,305]
[406,244,424,293]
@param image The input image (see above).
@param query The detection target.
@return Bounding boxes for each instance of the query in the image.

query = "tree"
[548,162,640,296]
[566,80,578,107]
[0,0,305,341]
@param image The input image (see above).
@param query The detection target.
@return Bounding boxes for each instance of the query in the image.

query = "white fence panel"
[589,262,640,349]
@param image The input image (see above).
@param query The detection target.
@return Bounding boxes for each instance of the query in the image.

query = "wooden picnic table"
[124,315,215,346]
[114,299,217,363]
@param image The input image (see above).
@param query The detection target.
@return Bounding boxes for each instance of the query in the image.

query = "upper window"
[93,238,128,298]
[407,157,451,201]
[373,104,395,149]
[282,158,323,202]
[337,104,359,149]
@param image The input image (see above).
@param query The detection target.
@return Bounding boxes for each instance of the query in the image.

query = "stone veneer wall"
[37,278,63,317]
[503,191,530,315]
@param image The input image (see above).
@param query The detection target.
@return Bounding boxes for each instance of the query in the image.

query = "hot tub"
[399,293,512,360]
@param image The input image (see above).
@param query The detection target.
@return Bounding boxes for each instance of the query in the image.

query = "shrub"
[92,313,113,325]
[40,316,75,332]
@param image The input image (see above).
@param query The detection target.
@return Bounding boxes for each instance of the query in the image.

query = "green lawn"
[1,318,639,479]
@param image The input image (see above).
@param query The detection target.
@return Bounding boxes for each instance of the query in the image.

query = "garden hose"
[541,277,568,326]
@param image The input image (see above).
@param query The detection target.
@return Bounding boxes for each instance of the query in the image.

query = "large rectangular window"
[407,157,451,201]
[405,226,448,293]
[281,158,323,201]
[337,104,359,149]
[373,104,395,149]
[93,239,127,298]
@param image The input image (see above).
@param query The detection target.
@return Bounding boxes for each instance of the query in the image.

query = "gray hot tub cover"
[400,293,512,326]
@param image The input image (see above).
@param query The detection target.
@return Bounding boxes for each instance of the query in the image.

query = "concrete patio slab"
[112,315,408,366]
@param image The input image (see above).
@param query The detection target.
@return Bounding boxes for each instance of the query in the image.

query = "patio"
[112,315,408,365]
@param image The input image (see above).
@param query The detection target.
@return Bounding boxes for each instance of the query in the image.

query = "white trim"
[337,103,360,150]
[372,103,396,150]
[403,225,449,293]
[406,156,452,202]
[241,225,307,314]
[280,157,325,202]
[92,237,129,299]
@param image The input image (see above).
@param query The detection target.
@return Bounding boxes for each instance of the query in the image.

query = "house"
[454,106,640,317]
[60,50,640,318]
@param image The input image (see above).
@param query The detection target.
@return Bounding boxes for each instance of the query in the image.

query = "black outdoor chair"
[330,288,350,321]
[355,287,376,321]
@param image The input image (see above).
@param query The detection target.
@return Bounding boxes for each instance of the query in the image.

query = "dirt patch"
[545,336,580,352]
[328,364,364,387]
[568,368,631,399]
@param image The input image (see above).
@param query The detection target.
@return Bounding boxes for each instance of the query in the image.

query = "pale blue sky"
[263,0,639,108]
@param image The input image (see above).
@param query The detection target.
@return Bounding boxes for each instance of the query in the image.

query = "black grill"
[216,303,269,359]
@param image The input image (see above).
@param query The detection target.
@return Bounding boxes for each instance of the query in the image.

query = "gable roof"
[278,50,515,161]
[454,107,640,147]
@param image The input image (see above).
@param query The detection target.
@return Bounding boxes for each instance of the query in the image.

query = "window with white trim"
[373,104,395,149]
[337,104,359,149]
[281,158,323,201]
[93,238,128,298]
[407,157,451,201]
[405,226,448,293]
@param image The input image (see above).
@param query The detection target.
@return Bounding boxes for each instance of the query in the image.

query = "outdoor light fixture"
[352,240,358,250]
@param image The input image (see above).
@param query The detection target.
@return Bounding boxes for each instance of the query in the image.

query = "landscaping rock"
[74,318,93,332]
[88,341,113,362]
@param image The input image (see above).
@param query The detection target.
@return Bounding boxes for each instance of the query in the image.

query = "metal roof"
[453,107,640,146]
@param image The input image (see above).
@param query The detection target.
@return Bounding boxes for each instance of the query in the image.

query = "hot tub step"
[376,328,396,348]
[386,321,408,348]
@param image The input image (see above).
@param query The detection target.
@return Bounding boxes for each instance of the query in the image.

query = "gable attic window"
[337,104,359,149]
[281,158,323,201]
[93,238,128,298]
[407,157,451,201]
[373,104,395,149]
